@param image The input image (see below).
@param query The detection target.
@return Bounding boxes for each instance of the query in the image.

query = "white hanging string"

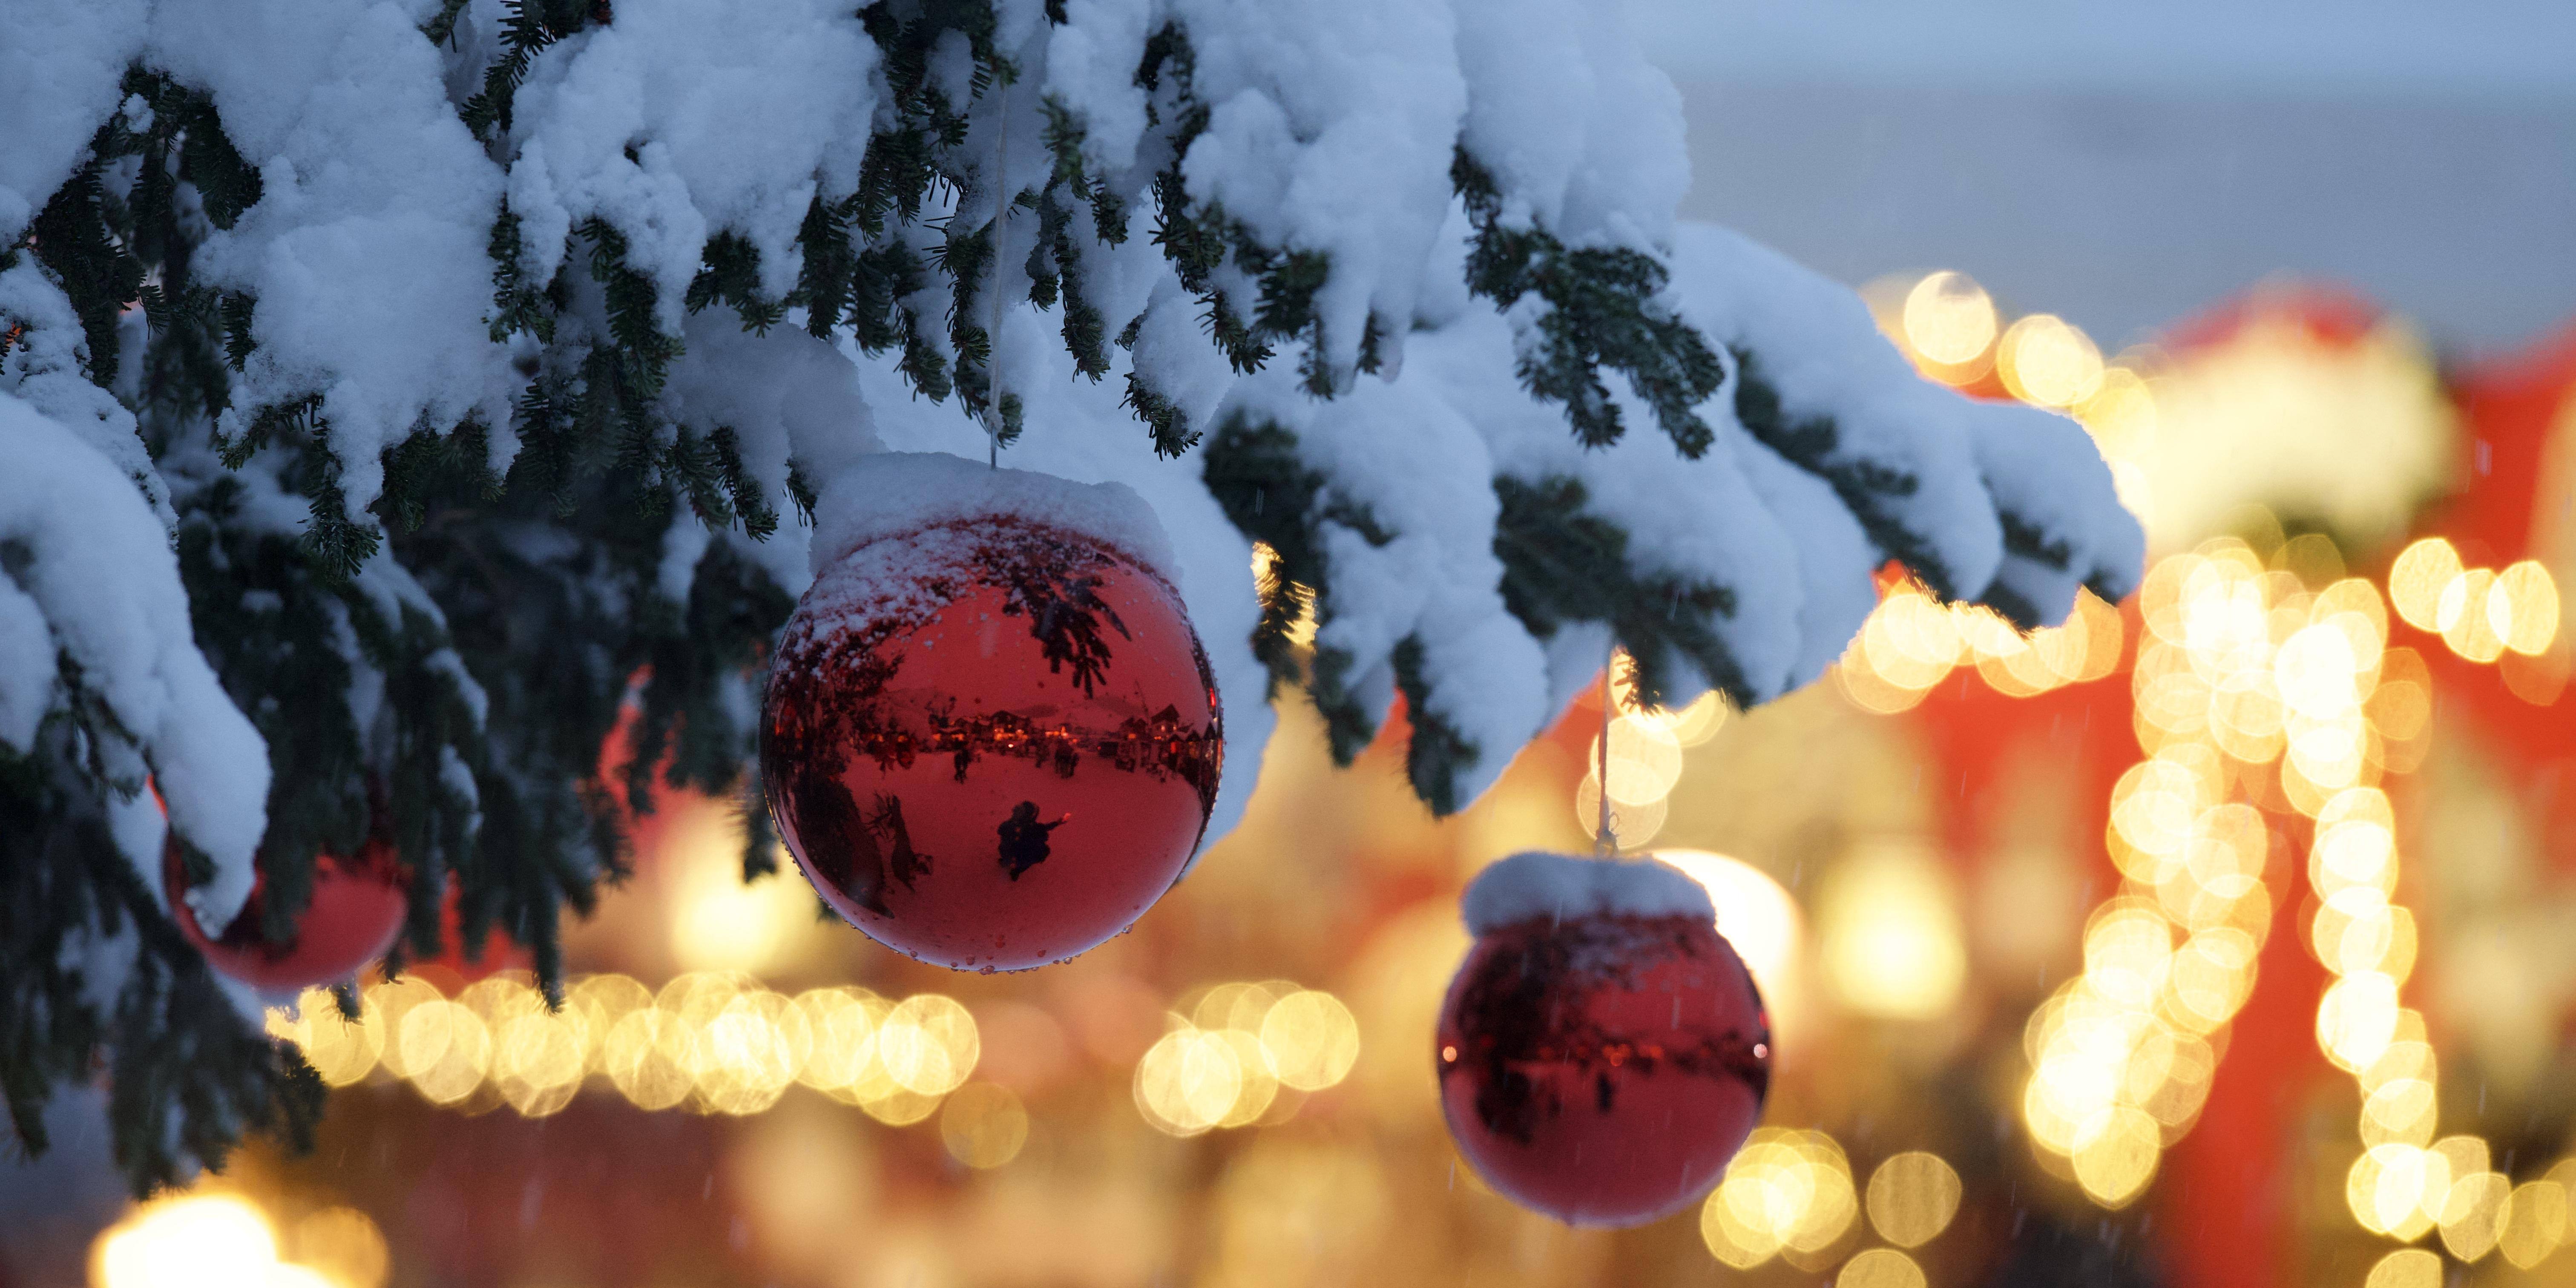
[984,80,1010,471]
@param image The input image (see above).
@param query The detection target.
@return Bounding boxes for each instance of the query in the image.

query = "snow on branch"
[0,391,267,924]
[0,0,2143,1185]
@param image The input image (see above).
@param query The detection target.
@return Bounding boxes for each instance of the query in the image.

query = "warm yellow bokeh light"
[1258,991,1360,1091]
[1837,1247,1927,1288]
[2365,1248,2443,1288]
[398,999,492,1105]
[1903,272,1998,368]
[1702,1130,1860,1268]
[2359,1078,2437,1149]
[2495,559,2561,655]
[2440,1170,2512,1262]
[939,1082,1029,1169]
[2388,540,2462,632]
[2438,568,2507,662]
[667,813,828,977]
[2500,1179,2569,1268]
[1135,1027,1243,1136]
[288,1207,389,1288]
[878,995,979,1096]
[1818,839,1965,1021]
[269,990,383,1087]
[2072,1106,2161,1207]
[1653,849,1803,1005]
[1999,313,2105,407]
[604,1008,695,1111]
[2349,1144,2447,1239]
[1591,714,1685,807]
[95,1194,278,1288]
[1864,1152,1962,1248]
[2317,972,2401,1071]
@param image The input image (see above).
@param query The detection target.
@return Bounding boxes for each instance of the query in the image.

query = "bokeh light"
[939,1082,1029,1169]
[1837,1247,1927,1288]
[1700,1130,1864,1270]
[94,1195,277,1288]
[1818,839,1964,1021]
[1902,271,1999,370]
[1864,1152,1962,1248]
[1998,313,2106,407]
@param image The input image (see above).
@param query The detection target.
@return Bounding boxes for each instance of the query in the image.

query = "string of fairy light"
[1836,267,2576,1282]
[265,971,1360,1163]
[2326,538,2572,1285]
[172,268,2576,1288]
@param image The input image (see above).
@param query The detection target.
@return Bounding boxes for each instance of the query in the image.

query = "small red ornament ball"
[164,838,408,991]
[1436,852,1772,1226]
[762,513,1222,971]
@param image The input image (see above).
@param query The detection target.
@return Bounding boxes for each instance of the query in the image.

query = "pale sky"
[1633,0,2576,101]
[1641,0,2576,351]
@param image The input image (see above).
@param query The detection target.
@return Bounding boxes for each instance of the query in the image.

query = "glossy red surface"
[762,518,1222,971]
[1436,911,1771,1226]
[165,839,408,991]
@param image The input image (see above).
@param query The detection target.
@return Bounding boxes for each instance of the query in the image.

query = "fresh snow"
[2,0,2142,889]
[1462,850,1716,935]
[0,392,269,932]
[810,452,1181,585]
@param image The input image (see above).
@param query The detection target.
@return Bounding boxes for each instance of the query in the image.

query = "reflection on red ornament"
[1438,856,1771,1226]
[165,839,408,991]
[762,515,1222,972]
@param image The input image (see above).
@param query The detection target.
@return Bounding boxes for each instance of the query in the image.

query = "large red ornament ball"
[165,838,409,991]
[1437,851,1772,1226]
[761,508,1222,972]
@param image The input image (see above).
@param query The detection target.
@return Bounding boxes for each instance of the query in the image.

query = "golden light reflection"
[94,1194,277,1288]
[2439,1169,2511,1262]
[666,810,828,977]
[1128,983,1354,1137]
[877,995,979,1097]
[91,1193,390,1288]
[1817,839,1965,1021]
[2365,1248,2443,1288]
[288,1207,389,1288]
[1258,990,1360,1091]
[1901,271,1998,370]
[1836,1247,1926,1288]
[1864,1152,1962,1248]
[1135,1027,1242,1137]
[1590,714,1684,807]
[1836,582,2122,710]
[270,974,988,1127]
[1700,1130,1864,1270]
[2015,538,2409,1208]
[2495,559,2561,655]
[2388,539,2462,632]
[1652,849,1804,1025]
[939,1082,1029,1169]
[2500,1179,2570,1268]
[1998,313,2105,408]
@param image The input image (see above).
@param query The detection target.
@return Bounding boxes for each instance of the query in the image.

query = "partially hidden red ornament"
[165,837,409,991]
[1437,851,1772,1226]
[761,473,1222,972]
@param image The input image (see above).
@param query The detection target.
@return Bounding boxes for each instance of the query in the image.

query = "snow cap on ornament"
[807,451,1179,584]
[1440,851,1771,1227]
[1460,848,1717,933]
[765,454,1221,973]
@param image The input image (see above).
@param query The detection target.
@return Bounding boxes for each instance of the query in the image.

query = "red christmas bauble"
[165,838,408,991]
[761,513,1222,971]
[1436,852,1772,1226]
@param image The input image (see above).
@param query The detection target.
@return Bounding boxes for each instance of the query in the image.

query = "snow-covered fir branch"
[0,0,2141,1192]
